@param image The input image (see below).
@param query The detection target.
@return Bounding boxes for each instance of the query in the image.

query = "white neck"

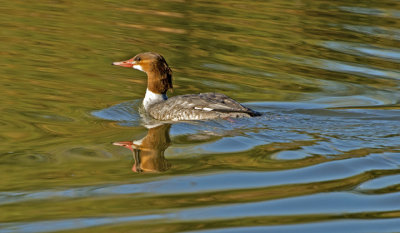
[143,89,167,110]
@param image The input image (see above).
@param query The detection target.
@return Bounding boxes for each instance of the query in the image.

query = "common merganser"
[112,52,261,121]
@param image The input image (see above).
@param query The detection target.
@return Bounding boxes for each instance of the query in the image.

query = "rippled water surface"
[1,1,400,232]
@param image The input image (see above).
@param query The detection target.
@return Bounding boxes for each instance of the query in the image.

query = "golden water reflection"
[114,124,171,173]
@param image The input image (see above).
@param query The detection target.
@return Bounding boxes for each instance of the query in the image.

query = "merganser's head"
[113,52,173,94]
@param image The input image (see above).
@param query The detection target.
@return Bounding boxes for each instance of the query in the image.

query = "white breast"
[143,89,167,110]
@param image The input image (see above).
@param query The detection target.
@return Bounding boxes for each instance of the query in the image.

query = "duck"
[112,52,261,121]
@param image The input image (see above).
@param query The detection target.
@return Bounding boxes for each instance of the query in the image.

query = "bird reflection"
[113,124,171,173]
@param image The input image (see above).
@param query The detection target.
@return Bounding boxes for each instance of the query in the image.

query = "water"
[1,0,400,232]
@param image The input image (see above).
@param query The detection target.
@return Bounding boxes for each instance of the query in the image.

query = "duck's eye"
[134,57,141,62]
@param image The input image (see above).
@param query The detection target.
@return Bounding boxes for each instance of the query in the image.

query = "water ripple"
[0,215,162,233]
[321,41,400,62]
[339,6,400,19]
[185,218,400,233]
[288,56,400,80]
[1,152,398,205]
[342,24,400,41]
[2,191,400,233]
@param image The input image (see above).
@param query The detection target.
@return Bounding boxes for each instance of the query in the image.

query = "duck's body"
[113,52,260,121]
[147,92,259,121]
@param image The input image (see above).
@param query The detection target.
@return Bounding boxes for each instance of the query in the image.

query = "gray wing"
[166,93,258,114]
[148,93,260,121]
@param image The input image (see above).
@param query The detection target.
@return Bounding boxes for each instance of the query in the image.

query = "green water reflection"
[1,0,400,232]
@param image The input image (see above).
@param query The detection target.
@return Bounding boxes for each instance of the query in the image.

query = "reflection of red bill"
[113,141,134,151]
[113,141,141,173]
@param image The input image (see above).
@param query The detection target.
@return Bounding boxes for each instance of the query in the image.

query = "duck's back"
[147,92,260,121]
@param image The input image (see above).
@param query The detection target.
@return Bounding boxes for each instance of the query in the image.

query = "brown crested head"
[113,52,173,94]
